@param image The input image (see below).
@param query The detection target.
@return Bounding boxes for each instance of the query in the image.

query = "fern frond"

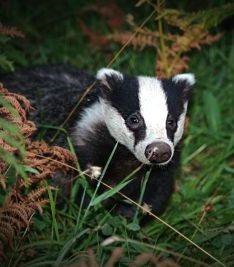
[0,24,25,38]
[28,199,49,214]
[190,3,234,29]
[27,187,48,201]
[108,31,157,50]
[0,214,22,231]
[1,204,31,226]
[0,173,6,190]
[0,223,14,246]
[107,2,230,77]
[0,86,76,250]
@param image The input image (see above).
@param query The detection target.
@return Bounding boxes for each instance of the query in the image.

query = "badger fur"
[0,65,195,219]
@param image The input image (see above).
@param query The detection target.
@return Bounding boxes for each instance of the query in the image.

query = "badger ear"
[96,68,123,97]
[172,73,195,86]
[172,73,196,100]
[96,68,123,80]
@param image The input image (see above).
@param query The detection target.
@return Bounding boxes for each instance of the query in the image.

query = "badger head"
[97,68,195,165]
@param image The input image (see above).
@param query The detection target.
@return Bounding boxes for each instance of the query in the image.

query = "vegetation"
[0,0,233,266]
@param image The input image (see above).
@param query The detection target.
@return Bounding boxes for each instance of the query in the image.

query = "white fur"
[134,77,174,164]
[171,73,195,146]
[74,101,104,145]
[100,98,135,150]
[173,73,195,86]
[96,68,123,80]
[88,165,102,179]
[174,103,188,145]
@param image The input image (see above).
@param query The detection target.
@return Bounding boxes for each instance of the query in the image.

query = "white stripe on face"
[134,77,173,164]
[173,102,187,145]
[138,77,168,140]
[100,98,135,150]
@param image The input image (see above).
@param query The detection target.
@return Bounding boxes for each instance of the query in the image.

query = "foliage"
[0,86,76,252]
[0,187,48,247]
[63,247,179,267]
[77,1,234,77]
[106,0,234,77]
[0,24,25,38]
[0,86,30,185]
[0,24,25,71]
[0,0,233,266]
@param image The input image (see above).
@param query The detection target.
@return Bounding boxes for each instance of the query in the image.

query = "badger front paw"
[86,165,102,180]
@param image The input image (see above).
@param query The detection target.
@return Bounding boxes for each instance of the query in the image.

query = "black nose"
[145,142,172,164]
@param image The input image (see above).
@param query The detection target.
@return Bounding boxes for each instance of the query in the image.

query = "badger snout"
[145,142,172,164]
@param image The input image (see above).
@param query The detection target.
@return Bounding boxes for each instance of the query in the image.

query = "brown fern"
[0,185,52,246]
[64,247,180,267]
[0,23,25,38]
[105,1,223,78]
[108,31,157,50]
[26,187,48,202]
[0,203,36,246]
[0,85,77,251]
[0,173,6,190]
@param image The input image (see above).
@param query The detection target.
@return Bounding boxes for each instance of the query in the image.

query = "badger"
[0,65,195,218]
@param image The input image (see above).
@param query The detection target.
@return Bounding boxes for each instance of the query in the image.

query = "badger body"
[0,65,195,218]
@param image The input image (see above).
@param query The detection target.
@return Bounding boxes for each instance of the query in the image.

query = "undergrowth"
[0,1,233,266]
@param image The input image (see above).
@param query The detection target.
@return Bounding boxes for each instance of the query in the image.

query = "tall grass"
[0,1,233,266]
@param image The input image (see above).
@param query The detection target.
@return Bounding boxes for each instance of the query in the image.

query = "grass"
[1,1,234,266]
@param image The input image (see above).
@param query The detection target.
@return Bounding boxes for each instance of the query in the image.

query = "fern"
[0,86,76,251]
[0,24,25,72]
[0,94,27,183]
[107,1,234,77]
[0,24,25,38]
[190,3,234,29]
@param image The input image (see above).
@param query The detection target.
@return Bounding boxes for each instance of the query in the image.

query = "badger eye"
[126,112,142,130]
[129,115,139,124]
[167,116,176,130]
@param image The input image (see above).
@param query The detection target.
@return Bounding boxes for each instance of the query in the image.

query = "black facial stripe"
[125,111,146,146]
[129,113,146,146]
[161,79,186,142]
[134,125,146,146]
[106,74,140,118]
[166,115,178,142]
[106,74,146,145]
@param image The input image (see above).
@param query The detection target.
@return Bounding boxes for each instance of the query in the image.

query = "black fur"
[161,78,191,142]
[104,74,140,120]
[0,65,182,220]
[103,74,146,145]
[76,121,179,219]
[0,65,102,145]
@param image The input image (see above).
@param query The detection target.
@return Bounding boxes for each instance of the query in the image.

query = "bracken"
[0,85,76,252]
